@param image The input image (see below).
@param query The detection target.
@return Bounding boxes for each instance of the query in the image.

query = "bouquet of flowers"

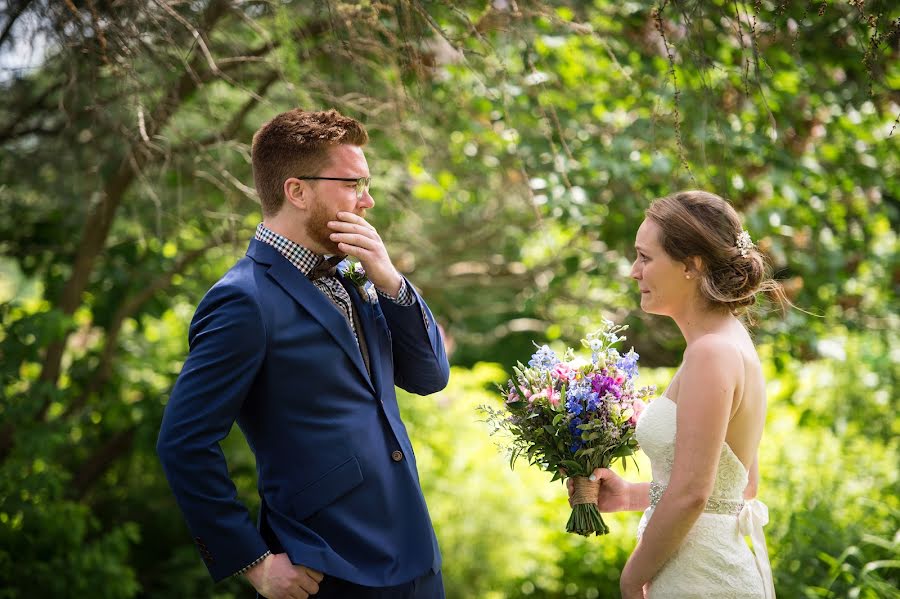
[482,320,655,536]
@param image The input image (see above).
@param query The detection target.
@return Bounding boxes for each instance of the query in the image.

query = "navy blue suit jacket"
[157,239,450,586]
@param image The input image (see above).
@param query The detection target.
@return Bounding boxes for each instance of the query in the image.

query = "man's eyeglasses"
[297,176,370,200]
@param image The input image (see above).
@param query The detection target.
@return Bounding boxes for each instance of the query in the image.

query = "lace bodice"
[636,396,749,501]
[633,395,776,599]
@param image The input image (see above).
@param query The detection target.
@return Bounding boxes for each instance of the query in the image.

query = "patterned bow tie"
[308,254,346,281]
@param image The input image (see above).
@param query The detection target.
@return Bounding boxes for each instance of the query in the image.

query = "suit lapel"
[249,241,375,394]
[339,276,382,393]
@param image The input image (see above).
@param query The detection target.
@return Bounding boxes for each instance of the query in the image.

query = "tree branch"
[34,0,233,423]
[0,0,34,49]
[64,238,229,419]
[0,79,66,142]
[181,69,279,150]
[71,427,136,499]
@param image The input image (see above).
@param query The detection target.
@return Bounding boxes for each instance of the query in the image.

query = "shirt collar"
[254,222,329,277]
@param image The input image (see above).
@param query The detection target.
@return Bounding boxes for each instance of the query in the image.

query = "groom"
[157,108,450,598]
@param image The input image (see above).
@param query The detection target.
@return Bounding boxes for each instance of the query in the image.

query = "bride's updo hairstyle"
[646,190,779,315]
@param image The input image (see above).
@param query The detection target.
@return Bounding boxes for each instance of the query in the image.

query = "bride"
[570,190,778,598]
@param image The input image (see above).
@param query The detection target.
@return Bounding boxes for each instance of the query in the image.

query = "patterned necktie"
[307,255,371,376]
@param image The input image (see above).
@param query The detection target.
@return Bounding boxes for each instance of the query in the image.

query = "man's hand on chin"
[327,211,403,298]
[244,552,324,599]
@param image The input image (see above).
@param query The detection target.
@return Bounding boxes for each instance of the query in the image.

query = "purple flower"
[591,374,622,398]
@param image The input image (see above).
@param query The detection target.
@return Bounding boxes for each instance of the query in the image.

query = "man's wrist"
[374,271,403,299]
[237,550,271,580]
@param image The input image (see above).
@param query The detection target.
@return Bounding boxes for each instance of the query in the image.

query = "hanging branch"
[0,0,35,49]
[653,0,695,183]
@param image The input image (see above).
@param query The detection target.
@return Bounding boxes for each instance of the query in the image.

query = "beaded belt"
[649,481,744,516]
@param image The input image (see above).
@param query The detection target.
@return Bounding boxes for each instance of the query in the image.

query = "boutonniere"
[341,261,378,304]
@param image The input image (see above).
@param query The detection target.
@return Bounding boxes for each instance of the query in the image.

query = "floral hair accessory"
[736,230,754,257]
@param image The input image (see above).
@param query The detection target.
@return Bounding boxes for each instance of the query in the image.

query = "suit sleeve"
[377,277,450,395]
[156,283,270,581]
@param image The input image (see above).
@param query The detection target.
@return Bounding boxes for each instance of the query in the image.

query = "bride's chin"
[640,298,660,315]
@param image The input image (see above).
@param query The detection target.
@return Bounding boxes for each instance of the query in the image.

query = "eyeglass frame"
[295,176,370,200]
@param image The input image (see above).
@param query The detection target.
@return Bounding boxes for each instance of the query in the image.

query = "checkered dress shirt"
[253,223,414,340]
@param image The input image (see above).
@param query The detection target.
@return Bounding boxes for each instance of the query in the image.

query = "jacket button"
[391,450,403,462]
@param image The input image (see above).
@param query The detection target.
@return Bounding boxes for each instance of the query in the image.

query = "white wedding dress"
[635,396,776,598]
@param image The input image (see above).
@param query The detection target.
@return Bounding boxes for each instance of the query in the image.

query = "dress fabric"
[635,396,776,599]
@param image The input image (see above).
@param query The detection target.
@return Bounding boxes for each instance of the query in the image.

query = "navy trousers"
[312,570,444,599]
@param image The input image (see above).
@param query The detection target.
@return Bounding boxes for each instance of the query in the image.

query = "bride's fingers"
[589,467,612,482]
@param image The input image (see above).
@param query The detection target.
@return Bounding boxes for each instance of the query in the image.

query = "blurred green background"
[0,1,897,597]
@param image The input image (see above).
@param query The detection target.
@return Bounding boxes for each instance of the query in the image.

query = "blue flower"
[528,344,559,370]
[566,397,583,416]
[616,348,640,379]
[569,440,582,453]
[567,417,583,438]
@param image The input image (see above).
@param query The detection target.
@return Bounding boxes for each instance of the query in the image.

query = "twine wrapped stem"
[571,476,600,505]
[566,476,609,536]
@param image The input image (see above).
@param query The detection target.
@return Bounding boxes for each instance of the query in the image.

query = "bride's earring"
[685,274,692,279]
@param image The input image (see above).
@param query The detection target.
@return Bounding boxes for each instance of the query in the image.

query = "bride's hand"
[566,467,632,512]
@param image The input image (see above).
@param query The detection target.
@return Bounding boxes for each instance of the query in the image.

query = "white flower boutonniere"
[342,261,378,304]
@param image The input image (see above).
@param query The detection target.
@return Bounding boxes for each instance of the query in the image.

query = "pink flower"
[552,363,576,382]
[547,386,561,407]
[506,391,520,403]
[630,398,647,424]
[530,386,560,407]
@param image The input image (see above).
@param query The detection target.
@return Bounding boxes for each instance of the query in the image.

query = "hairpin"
[736,230,754,257]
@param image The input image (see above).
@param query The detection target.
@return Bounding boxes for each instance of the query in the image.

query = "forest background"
[0,1,897,597]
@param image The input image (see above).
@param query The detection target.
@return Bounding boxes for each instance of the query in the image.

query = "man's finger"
[296,572,320,596]
[330,232,378,250]
[336,243,375,261]
[302,566,324,583]
[336,211,375,230]
[327,220,378,237]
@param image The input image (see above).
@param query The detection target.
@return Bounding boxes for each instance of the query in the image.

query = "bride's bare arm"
[626,481,651,511]
[619,337,741,594]
[568,470,651,512]
[743,454,759,500]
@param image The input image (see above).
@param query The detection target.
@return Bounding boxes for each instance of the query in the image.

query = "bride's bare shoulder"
[683,334,743,366]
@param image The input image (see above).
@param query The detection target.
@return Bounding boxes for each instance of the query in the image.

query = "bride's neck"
[672,306,738,345]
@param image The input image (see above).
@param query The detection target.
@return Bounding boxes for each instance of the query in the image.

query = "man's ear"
[283,177,311,210]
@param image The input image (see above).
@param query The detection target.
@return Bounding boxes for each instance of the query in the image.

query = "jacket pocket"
[291,455,364,521]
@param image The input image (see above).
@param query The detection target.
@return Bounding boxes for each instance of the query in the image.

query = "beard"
[305,197,341,255]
